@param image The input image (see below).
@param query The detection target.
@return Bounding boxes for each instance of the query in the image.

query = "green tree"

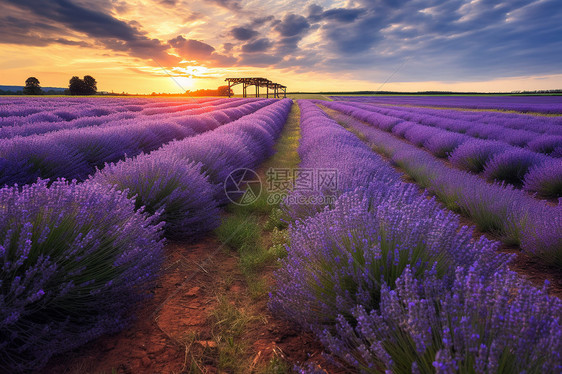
[217,85,233,96]
[69,76,85,95]
[68,75,97,95]
[23,77,42,95]
[83,75,97,94]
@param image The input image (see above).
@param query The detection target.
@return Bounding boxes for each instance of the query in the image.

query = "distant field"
[330,94,562,114]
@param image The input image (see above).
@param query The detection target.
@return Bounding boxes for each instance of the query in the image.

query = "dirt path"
[43,236,339,374]
[42,101,346,374]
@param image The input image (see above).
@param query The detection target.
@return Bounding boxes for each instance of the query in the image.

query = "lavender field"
[1,96,561,372]
[0,96,293,371]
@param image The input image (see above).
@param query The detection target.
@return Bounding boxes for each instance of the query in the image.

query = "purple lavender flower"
[89,155,221,241]
[321,267,562,373]
[483,149,548,186]
[528,135,562,156]
[523,159,562,199]
[449,139,511,173]
[0,98,276,186]
[424,132,469,158]
[0,179,164,372]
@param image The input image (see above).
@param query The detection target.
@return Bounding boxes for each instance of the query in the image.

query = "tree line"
[8,76,99,95]
[183,85,233,97]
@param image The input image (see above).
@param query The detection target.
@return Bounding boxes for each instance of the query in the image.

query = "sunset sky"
[1,0,561,94]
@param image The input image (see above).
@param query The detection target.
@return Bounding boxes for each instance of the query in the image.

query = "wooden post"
[224,78,284,99]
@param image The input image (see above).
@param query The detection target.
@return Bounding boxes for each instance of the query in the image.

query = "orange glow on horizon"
[1,43,562,95]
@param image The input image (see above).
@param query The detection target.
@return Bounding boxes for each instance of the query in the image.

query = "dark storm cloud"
[54,38,91,47]
[241,38,272,53]
[0,0,180,65]
[4,0,141,40]
[222,42,235,52]
[169,36,216,59]
[251,16,275,27]
[275,14,310,37]
[169,35,237,66]
[308,4,364,23]
[0,12,71,46]
[231,27,258,41]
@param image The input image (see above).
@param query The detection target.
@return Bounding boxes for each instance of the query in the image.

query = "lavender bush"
[527,135,562,156]
[91,99,292,240]
[337,112,562,257]
[321,100,560,157]
[0,98,274,186]
[320,267,562,373]
[320,100,561,197]
[523,159,562,199]
[271,100,562,373]
[449,140,511,172]
[330,95,562,114]
[423,131,469,158]
[483,149,547,186]
[90,155,220,241]
[0,179,164,372]
[272,188,508,328]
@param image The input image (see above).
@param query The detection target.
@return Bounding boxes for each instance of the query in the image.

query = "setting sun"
[171,75,195,91]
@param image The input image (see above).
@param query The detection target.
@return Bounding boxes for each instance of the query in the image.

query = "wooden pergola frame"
[225,77,287,98]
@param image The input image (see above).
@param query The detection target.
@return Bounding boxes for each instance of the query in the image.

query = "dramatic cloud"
[206,0,241,11]
[169,35,236,66]
[169,36,215,59]
[0,0,561,91]
[274,14,310,37]
[309,0,562,81]
[308,4,364,23]
[241,38,272,53]
[231,27,258,41]
[0,0,180,66]
[159,0,179,6]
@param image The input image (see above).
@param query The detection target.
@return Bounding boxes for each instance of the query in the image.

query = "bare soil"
[42,237,342,374]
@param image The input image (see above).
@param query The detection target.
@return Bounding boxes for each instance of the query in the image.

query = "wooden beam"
[224,78,286,99]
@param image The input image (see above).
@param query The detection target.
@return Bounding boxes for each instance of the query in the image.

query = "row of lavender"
[319,100,561,199]
[330,95,562,114]
[0,98,249,137]
[0,99,271,186]
[344,101,562,134]
[91,99,292,240]
[0,99,292,372]
[338,100,562,155]
[271,101,562,373]
[0,96,222,120]
[327,107,562,267]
